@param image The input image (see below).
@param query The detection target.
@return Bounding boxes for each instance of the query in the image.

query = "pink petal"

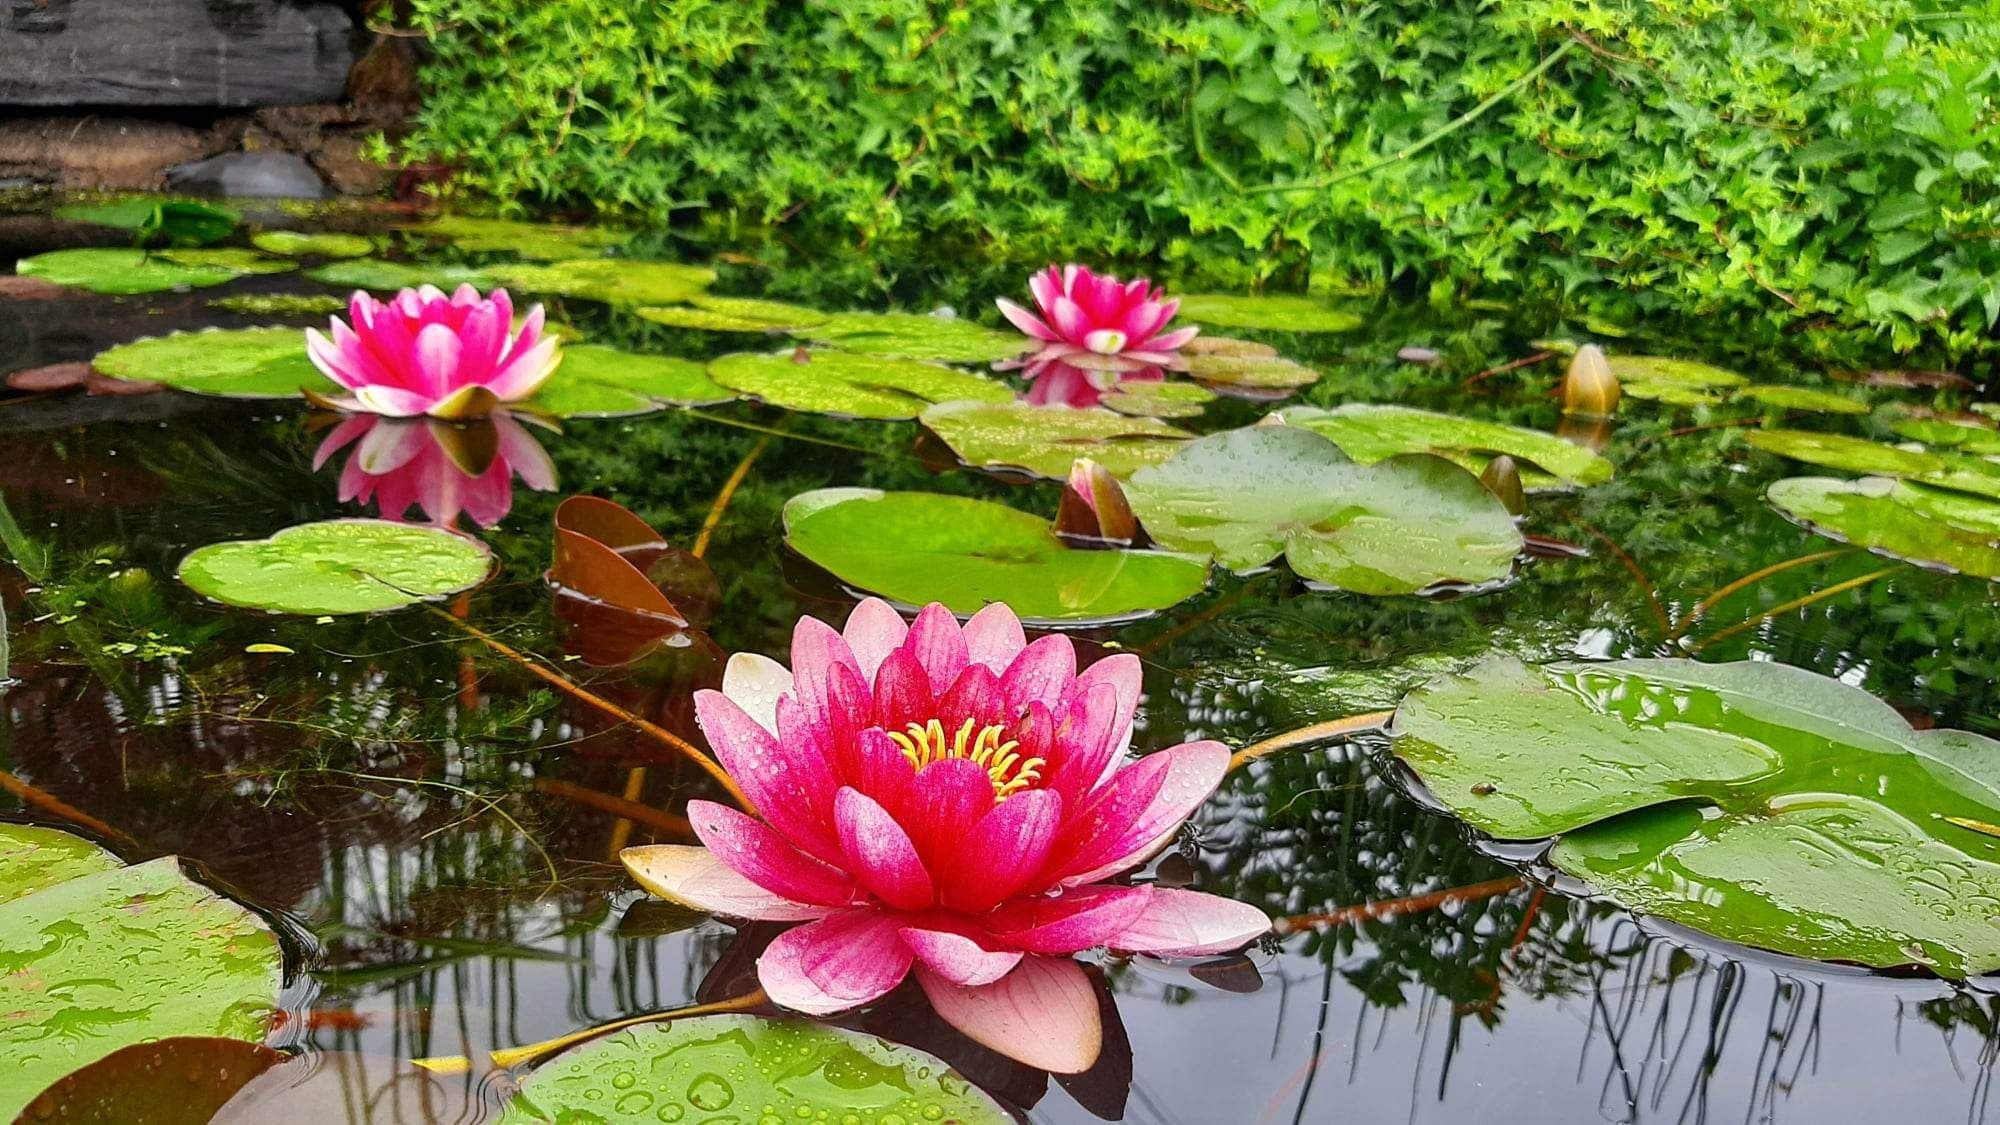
[961,602,1027,672]
[916,956,1103,1074]
[1148,326,1200,352]
[688,799,859,907]
[985,884,1154,955]
[412,322,465,397]
[872,646,938,733]
[720,651,792,735]
[904,758,1002,872]
[903,602,969,693]
[305,327,366,389]
[834,788,935,911]
[620,844,829,922]
[841,598,908,682]
[354,417,429,475]
[899,925,1023,987]
[352,384,438,417]
[484,335,559,401]
[1059,741,1230,886]
[1047,296,1090,346]
[1001,634,1077,713]
[934,663,1006,731]
[790,615,862,721]
[1028,269,1063,316]
[937,789,1063,914]
[311,413,375,470]
[695,689,840,862]
[760,908,914,1015]
[1073,653,1142,775]
[1041,680,1122,808]
[493,412,557,491]
[1109,888,1271,956]
[996,297,1060,341]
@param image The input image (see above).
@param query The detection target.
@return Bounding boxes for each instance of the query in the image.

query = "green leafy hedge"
[395,0,2000,355]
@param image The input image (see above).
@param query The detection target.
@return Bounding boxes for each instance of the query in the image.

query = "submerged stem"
[0,770,137,846]
[1667,547,1855,639]
[692,435,770,558]
[411,988,769,1074]
[1227,710,1396,773]
[1687,566,1898,653]
[1276,877,1525,933]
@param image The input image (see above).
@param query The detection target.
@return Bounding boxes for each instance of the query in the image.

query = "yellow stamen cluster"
[888,717,1046,800]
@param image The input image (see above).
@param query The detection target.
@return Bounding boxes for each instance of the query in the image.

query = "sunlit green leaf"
[178,519,494,615]
[920,400,1192,479]
[797,311,1028,363]
[709,349,1009,420]
[1282,403,1612,489]
[1174,293,1364,333]
[1768,475,2000,579]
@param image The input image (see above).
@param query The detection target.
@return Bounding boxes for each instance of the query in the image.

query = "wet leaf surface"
[784,488,1209,623]
[1393,657,2000,977]
[249,230,376,259]
[17,248,291,295]
[1282,403,1613,489]
[18,1037,281,1124]
[1735,385,1871,415]
[481,258,717,307]
[709,349,1010,420]
[91,327,333,398]
[1183,352,1323,396]
[497,1014,1010,1124]
[178,519,494,614]
[398,215,629,260]
[1124,426,1522,594]
[796,311,1029,363]
[1741,430,1944,477]
[1605,354,1749,390]
[1767,475,2000,578]
[635,295,831,332]
[1173,293,1364,333]
[919,400,1193,479]
[1098,379,1216,419]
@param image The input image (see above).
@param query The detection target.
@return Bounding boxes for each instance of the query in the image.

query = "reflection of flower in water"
[1019,359,1164,409]
[622,598,1268,1073]
[312,411,556,528]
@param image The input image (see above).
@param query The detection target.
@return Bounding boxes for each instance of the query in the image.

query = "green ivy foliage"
[397,0,2000,355]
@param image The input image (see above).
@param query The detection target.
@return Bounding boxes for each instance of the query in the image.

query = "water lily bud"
[1562,344,1619,417]
[1054,458,1139,547]
[1479,455,1527,516]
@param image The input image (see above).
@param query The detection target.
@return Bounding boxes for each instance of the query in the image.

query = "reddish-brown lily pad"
[18,1037,282,1124]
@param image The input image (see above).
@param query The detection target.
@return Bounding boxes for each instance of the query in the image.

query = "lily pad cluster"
[1605,353,1869,414]
[1392,657,2000,978]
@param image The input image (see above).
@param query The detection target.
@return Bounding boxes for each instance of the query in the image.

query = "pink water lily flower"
[306,284,560,418]
[312,411,556,528]
[996,265,1199,379]
[621,599,1269,1073]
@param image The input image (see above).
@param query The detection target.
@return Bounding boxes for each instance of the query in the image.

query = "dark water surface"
[3,192,1999,1124]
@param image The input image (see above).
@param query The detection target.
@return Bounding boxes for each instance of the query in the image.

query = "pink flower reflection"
[1020,360,1165,409]
[311,411,556,529]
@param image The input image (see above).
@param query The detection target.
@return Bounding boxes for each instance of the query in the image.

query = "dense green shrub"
[394,0,2000,356]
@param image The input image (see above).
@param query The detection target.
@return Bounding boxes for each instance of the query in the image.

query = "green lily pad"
[0,823,120,904]
[635,295,830,332]
[709,349,1010,420]
[1124,425,1522,595]
[1391,656,2000,977]
[498,1015,1009,1124]
[535,345,735,416]
[400,215,629,260]
[1917,455,2000,500]
[784,488,1209,623]
[178,519,494,615]
[17,247,291,294]
[1622,382,1724,407]
[1184,352,1322,394]
[250,230,376,259]
[93,327,332,397]
[1174,293,1364,333]
[920,400,1193,479]
[482,258,716,306]
[1736,385,1870,415]
[1891,415,2000,454]
[1606,355,1749,390]
[1741,429,1944,477]
[1100,379,1216,418]
[1281,403,1613,490]
[207,293,349,317]
[0,825,281,1121]
[56,197,239,245]
[798,311,1029,363]
[1768,476,2000,578]
[306,258,498,292]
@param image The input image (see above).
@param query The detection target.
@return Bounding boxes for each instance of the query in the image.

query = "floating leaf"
[1741,429,1944,477]
[497,1015,1009,1124]
[56,197,239,245]
[1392,657,2000,977]
[1099,379,1216,419]
[635,295,831,332]
[784,488,1208,624]
[919,400,1192,479]
[93,327,331,397]
[17,247,290,295]
[798,311,1028,363]
[20,1038,281,1124]
[1622,382,1724,406]
[709,349,1010,420]
[306,258,497,292]
[1891,415,2000,454]
[207,293,349,317]
[0,823,119,904]
[249,230,375,259]
[178,519,493,615]
[1768,476,2000,578]
[1281,403,1613,489]
[1184,352,1322,396]
[1174,293,1363,333]
[1124,426,1522,595]
[535,345,734,416]
[0,826,281,1120]
[1736,385,1870,415]
[400,215,629,260]
[482,258,716,306]
[1605,355,1748,390]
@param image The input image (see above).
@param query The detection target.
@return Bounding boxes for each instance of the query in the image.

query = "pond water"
[3,191,1999,1124]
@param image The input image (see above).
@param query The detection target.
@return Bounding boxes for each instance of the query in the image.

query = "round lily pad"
[399,215,629,260]
[178,519,494,615]
[0,825,281,1121]
[797,310,1029,363]
[1736,385,1870,415]
[1184,352,1322,395]
[919,400,1193,479]
[1891,415,2000,454]
[17,248,291,295]
[1282,403,1613,489]
[1100,379,1216,418]
[709,349,1011,420]
[481,258,716,306]
[250,230,376,258]
[1174,293,1364,333]
[1740,429,1945,477]
[1125,425,1523,595]
[784,488,1209,624]
[498,1015,1009,1124]
[1606,355,1749,390]
[539,344,734,416]
[93,327,332,397]
[635,295,830,332]
[1622,382,1724,407]
[1768,475,2000,579]
[1393,657,2000,977]
[55,197,239,245]
[306,258,499,292]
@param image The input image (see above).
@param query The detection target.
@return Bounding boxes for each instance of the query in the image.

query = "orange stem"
[692,436,770,559]
[535,778,691,838]
[1228,711,1396,773]
[1276,877,1524,933]
[0,770,138,846]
